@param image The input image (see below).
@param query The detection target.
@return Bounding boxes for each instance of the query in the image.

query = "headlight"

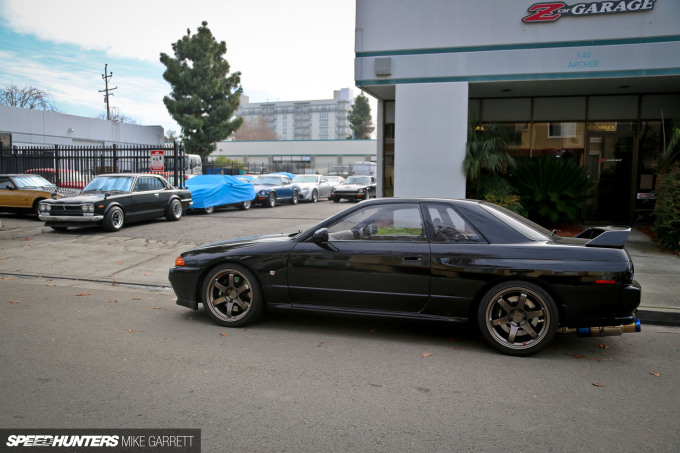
[39,204,50,212]
[259,190,266,196]
[81,203,94,212]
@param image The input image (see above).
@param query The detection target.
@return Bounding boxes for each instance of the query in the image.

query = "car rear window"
[479,202,552,242]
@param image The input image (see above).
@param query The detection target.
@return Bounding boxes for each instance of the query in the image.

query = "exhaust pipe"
[558,319,641,337]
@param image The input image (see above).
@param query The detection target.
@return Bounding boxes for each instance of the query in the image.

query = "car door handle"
[403,255,423,262]
[154,193,159,197]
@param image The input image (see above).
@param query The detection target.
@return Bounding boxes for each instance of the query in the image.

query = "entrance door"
[584,135,635,224]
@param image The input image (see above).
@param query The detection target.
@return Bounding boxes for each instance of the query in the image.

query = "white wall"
[394,82,467,198]
[213,140,376,158]
[0,105,164,146]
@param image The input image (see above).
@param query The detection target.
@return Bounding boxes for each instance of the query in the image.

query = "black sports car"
[39,173,192,232]
[168,198,641,356]
[330,175,377,202]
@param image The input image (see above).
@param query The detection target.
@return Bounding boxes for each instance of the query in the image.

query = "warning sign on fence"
[150,150,164,171]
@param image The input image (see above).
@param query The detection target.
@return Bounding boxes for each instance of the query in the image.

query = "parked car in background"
[0,174,60,216]
[169,197,641,356]
[325,176,345,188]
[186,175,255,214]
[292,174,332,202]
[25,168,87,189]
[252,174,300,207]
[39,173,192,232]
[328,165,351,178]
[330,175,377,202]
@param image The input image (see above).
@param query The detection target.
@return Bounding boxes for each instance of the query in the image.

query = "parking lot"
[1,200,679,452]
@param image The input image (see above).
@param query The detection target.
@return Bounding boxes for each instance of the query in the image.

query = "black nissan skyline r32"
[168,198,641,356]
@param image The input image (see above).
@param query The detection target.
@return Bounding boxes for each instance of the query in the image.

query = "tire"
[165,199,183,221]
[311,189,318,203]
[33,199,44,217]
[477,281,558,356]
[202,263,264,327]
[103,206,124,232]
[290,190,299,205]
[50,226,68,231]
[239,200,252,211]
[364,189,371,200]
[333,198,340,203]
[203,206,215,215]
[265,192,276,208]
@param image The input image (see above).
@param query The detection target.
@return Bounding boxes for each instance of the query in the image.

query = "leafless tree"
[95,111,138,124]
[232,116,279,141]
[0,84,57,111]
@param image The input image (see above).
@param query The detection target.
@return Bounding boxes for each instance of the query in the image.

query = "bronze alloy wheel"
[202,264,263,327]
[478,281,558,356]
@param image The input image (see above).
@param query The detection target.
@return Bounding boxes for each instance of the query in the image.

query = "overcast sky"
[0,0,359,134]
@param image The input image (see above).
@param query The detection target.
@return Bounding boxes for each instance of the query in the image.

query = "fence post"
[173,141,179,187]
[112,144,118,173]
[54,144,60,179]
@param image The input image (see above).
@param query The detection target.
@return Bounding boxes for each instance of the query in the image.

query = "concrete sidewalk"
[0,220,678,326]
[625,228,680,326]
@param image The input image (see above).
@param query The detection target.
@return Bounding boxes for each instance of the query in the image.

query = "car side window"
[425,204,483,243]
[0,177,14,189]
[134,177,155,192]
[148,177,165,190]
[326,203,425,242]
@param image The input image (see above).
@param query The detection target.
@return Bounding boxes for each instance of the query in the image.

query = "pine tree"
[347,94,375,139]
[160,21,243,157]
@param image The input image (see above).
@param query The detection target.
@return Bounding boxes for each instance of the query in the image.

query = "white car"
[292,174,332,202]
[325,176,345,188]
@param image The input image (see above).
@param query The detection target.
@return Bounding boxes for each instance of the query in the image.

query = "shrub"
[469,173,527,216]
[653,164,680,251]
[509,156,592,225]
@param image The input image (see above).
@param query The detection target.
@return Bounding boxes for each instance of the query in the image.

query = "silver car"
[292,174,332,202]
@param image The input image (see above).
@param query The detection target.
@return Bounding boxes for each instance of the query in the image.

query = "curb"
[637,308,680,327]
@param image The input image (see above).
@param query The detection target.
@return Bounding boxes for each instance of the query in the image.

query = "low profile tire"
[203,206,215,215]
[266,192,276,208]
[165,199,183,221]
[311,189,318,203]
[477,281,558,356]
[202,263,264,327]
[239,200,252,210]
[103,207,124,232]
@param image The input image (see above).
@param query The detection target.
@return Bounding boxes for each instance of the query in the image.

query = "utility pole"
[99,64,117,120]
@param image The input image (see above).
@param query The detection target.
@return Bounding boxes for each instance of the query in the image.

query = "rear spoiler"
[574,226,631,249]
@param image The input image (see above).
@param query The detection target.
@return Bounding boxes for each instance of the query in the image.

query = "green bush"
[509,156,592,225]
[653,164,680,251]
[469,173,527,216]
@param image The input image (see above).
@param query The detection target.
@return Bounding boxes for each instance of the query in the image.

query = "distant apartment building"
[236,88,353,140]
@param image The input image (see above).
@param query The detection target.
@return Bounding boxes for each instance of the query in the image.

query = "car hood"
[181,233,298,259]
[294,182,317,189]
[335,184,367,190]
[253,184,276,192]
[41,193,116,204]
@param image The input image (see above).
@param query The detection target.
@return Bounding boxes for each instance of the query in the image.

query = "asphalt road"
[1,201,679,452]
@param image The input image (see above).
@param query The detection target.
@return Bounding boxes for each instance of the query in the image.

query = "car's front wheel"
[311,189,318,203]
[202,264,264,327]
[103,206,124,232]
[265,192,276,208]
[291,190,299,205]
[165,199,183,221]
[239,200,252,210]
[203,206,215,215]
[477,281,558,356]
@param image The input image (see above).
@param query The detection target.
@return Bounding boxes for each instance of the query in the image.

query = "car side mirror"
[312,228,329,243]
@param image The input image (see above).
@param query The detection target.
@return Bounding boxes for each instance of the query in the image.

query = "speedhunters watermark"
[1,429,200,452]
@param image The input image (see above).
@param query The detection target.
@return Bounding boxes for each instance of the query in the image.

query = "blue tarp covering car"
[185,175,255,213]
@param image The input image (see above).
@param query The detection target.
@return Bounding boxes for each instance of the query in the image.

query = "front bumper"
[39,214,103,222]
[331,192,367,201]
[168,266,203,310]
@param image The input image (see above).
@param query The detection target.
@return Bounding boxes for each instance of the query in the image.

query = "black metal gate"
[0,143,187,188]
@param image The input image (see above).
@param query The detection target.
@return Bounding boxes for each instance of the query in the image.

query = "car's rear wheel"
[239,200,252,210]
[202,264,264,327]
[33,199,44,217]
[477,281,558,356]
[291,190,299,205]
[203,206,215,215]
[311,189,318,203]
[266,192,276,208]
[165,199,183,221]
[103,207,124,232]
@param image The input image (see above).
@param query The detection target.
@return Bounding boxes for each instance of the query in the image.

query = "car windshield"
[13,175,55,189]
[344,176,371,185]
[293,175,318,183]
[252,176,281,185]
[83,176,134,193]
